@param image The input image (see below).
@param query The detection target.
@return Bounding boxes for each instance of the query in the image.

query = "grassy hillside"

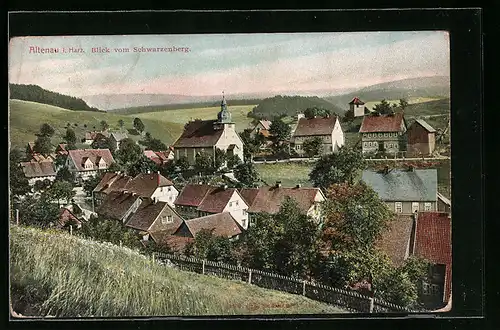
[400,98,450,117]
[251,95,344,119]
[133,105,257,133]
[10,226,345,317]
[255,162,314,188]
[9,100,184,149]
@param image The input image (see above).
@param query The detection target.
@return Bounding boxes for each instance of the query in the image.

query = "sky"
[8,31,450,98]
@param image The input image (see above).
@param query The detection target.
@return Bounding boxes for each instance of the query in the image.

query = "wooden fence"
[154,252,414,314]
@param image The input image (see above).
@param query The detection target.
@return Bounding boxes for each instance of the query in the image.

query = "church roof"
[173,120,224,148]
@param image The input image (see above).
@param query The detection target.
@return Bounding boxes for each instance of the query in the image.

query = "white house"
[66,149,115,181]
[172,95,244,165]
[124,172,179,207]
[291,114,344,155]
[109,132,129,151]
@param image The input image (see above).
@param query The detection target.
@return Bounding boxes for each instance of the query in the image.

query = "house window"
[168,187,171,192]
[422,281,430,295]
[236,200,239,206]
[412,202,420,213]
[160,187,163,192]
[395,202,403,213]
[169,196,173,201]
[242,219,246,228]
[229,202,233,207]
[330,146,333,151]
[424,202,432,211]
[243,209,247,216]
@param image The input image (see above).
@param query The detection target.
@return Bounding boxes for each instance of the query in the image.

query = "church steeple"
[217,91,232,124]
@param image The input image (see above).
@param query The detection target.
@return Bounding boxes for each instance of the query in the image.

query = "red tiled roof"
[376,215,414,267]
[178,212,243,238]
[125,199,183,233]
[68,149,115,172]
[85,131,109,140]
[174,184,213,207]
[20,161,56,178]
[349,97,365,105]
[239,186,323,214]
[172,120,223,148]
[359,113,406,133]
[143,150,173,165]
[197,187,242,213]
[258,120,272,130]
[93,172,133,194]
[123,172,174,198]
[414,211,452,302]
[58,208,82,228]
[293,116,338,137]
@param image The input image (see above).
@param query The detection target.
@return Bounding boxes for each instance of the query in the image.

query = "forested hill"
[9,84,101,112]
[250,95,344,119]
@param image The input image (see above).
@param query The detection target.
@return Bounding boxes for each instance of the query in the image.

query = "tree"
[269,117,292,142]
[16,194,60,227]
[373,99,394,115]
[114,138,142,165]
[33,135,53,155]
[83,173,104,197]
[127,155,159,177]
[55,166,76,183]
[239,129,261,161]
[106,162,123,173]
[234,162,260,187]
[185,229,234,263]
[78,215,141,249]
[9,149,30,197]
[47,180,75,207]
[33,179,52,192]
[91,136,115,152]
[176,156,190,172]
[343,108,355,123]
[321,181,394,251]
[100,120,109,131]
[214,148,226,169]
[145,137,168,152]
[302,137,323,158]
[118,119,125,131]
[133,117,145,134]
[399,98,409,110]
[39,123,55,137]
[63,128,77,146]
[194,152,213,175]
[226,154,242,169]
[309,146,366,189]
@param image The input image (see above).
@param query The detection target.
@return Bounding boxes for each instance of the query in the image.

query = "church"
[172,94,244,165]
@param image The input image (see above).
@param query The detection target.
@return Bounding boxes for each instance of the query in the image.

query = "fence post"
[302,280,306,296]
[202,260,205,275]
[16,209,19,225]
[369,297,374,313]
[152,253,155,264]
[248,270,252,284]
[69,225,73,236]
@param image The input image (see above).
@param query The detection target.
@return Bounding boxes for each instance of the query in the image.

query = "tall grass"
[10,226,345,317]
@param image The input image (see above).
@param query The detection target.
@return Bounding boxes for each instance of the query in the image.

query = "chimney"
[275,181,282,188]
[295,184,301,188]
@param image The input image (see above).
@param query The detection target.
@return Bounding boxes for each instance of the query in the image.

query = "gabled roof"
[150,230,194,252]
[413,119,437,133]
[143,150,174,165]
[58,208,82,228]
[349,97,365,105]
[20,161,57,178]
[85,131,109,140]
[177,212,243,238]
[413,212,452,302]
[67,149,115,172]
[110,132,128,141]
[258,120,272,130]
[197,187,246,213]
[93,172,132,194]
[97,191,142,221]
[359,112,406,133]
[123,172,174,198]
[361,169,437,202]
[125,199,183,233]
[377,215,415,267]
[56,144,68,154]
[239,186,324,214]
[174,184,213,207]
[292,116,338,137]
[172,120,223,148]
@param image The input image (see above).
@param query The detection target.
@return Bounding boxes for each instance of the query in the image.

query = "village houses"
[359,112,407,155]
[83,130,109,145]
[26,142,57,163]
[20,161,57,186]
[251,119,272,138]
[92,171,179,210]
[239,182,326,225]
[291,114,345,155]
[406,119,437,157]
[172,212,244,241]
[174,183,250,229]
[361,167,438,214]
[66,149,115,181]
[143,149,174,166]
[172,95,244,165]
[96,190,143,223]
